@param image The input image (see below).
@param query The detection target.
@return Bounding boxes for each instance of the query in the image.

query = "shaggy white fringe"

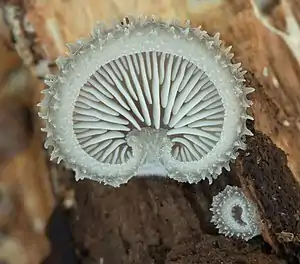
[38,16,254,187]
[210,185,261,241]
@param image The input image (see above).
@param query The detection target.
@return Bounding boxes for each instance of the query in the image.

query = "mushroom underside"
[73,51,224,171]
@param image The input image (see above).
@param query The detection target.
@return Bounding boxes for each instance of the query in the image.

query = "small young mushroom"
[210,185,261,241]
[39,16,254,187]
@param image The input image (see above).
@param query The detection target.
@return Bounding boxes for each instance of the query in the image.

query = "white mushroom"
[39,16,254,187]
[210,185,261,241]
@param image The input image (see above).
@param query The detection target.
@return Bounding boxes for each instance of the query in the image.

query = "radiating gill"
[72,51,224,164]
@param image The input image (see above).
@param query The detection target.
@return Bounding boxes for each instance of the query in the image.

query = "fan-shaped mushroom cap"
[39,17,254,187]
[210,185,261,241]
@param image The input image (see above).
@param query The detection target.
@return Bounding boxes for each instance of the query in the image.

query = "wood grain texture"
[0,12,55,264]
[20,0,300,183]
[190,0,300,184]
[24,0,196,59]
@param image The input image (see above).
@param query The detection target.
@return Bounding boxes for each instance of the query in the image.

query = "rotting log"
[69,75,300,264]
[4,0,300,183]
[0,14,55,264]
[2,0,300,263]
[71,120,300,263]
[194,0,300,184]
[0,67,55,264]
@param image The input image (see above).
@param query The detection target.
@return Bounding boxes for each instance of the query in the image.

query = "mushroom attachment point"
[39,17,254,187]
[210,185,261,241]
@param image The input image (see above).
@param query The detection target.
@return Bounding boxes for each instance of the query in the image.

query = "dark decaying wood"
[66,65,300,263]
[70,118,300,264]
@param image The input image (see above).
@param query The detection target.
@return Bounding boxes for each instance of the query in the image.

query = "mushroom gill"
[39,17,254,187]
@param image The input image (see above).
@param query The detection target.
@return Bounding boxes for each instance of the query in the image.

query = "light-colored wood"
[0,11,54,264]
[22,0,300,182]
[25,0,220,59]
[194,2,300,183]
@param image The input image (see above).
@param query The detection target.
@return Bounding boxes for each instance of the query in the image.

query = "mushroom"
[210,185,261,241]
[39,16,254,187]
